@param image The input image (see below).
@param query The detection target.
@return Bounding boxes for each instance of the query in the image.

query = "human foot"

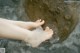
[14,19,45,29]
[0,18,45,29]
[24,26,53,47]
[34,19,45,27]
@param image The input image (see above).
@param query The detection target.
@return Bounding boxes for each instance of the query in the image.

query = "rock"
[0,0,80,53]
[23,0,78,42]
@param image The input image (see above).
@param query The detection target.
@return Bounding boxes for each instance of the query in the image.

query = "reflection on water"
[0,0,80,53]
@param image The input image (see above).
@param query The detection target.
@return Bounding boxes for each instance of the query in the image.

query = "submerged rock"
[24,0,78,42]
[0,0,80,53]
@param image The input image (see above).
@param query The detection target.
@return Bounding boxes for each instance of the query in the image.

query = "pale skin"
[0,18,53,47]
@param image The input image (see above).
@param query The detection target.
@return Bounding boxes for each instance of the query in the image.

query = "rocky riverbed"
[0,0,80,53]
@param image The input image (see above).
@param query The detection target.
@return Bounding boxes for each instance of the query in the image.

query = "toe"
[41,20,45,24]
[49,29,54,35]
[36,19,41,22]
[45,26,50,31]
[39,19,41,21]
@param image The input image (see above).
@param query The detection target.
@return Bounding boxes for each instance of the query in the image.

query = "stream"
[0,0,80,53]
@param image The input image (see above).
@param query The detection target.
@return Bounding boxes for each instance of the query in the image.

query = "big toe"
[40,20,45,24]
[36,19,41,22]
[45,26,51,31]
[35,19,45,26]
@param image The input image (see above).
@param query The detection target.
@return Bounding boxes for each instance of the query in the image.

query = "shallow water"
[0,0,80,53]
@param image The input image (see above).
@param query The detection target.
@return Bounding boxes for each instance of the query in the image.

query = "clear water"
[0,0,80,53]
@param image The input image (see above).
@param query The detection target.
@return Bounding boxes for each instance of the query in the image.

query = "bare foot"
[34,19,45,27]
[14,19,45,29]
[24,26,53,47]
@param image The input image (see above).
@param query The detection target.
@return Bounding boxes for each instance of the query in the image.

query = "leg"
[0,20,32,41]
[24,26,53,47]
[14,19,45,29]
[0,18,45,29]
[0,18,53,47]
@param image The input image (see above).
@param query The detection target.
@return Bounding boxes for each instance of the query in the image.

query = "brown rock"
[23,0,78,42]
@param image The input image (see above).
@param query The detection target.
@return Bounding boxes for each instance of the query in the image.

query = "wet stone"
[0,0,80,53]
